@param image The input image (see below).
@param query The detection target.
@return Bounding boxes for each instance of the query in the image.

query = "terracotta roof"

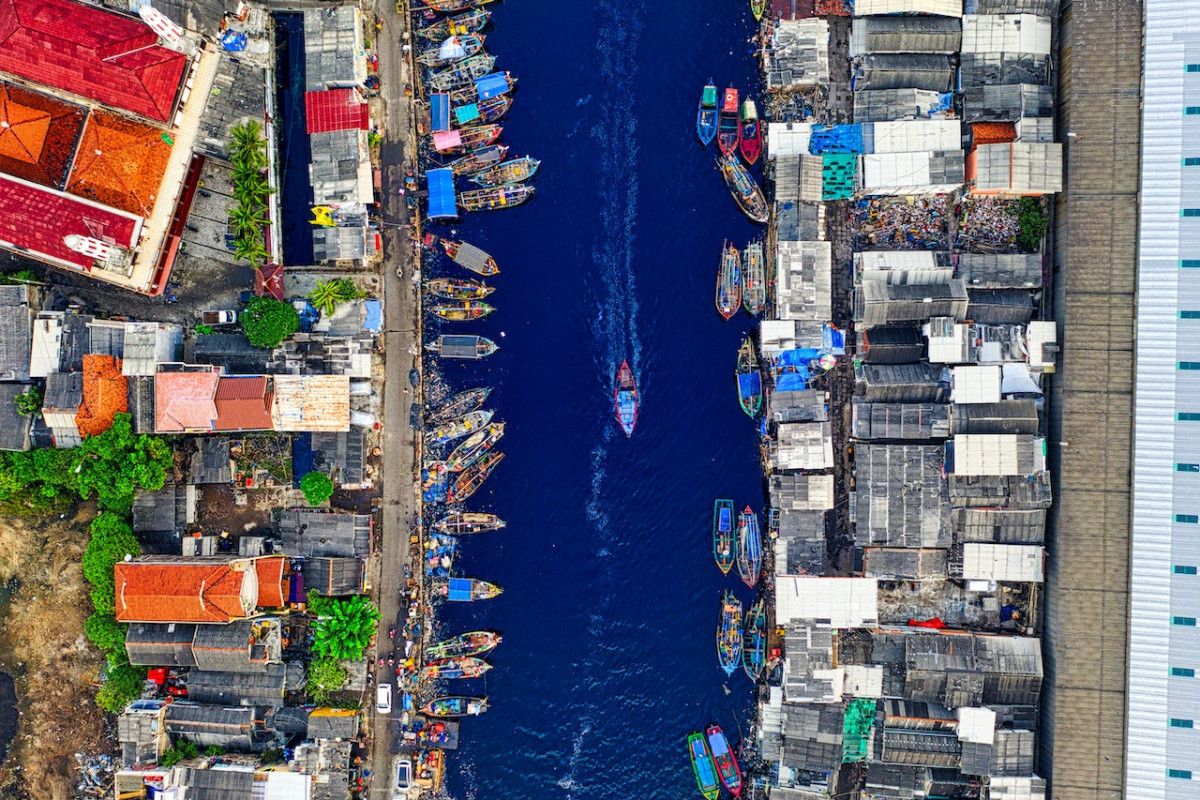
[75,353,127,437]
[114,560,252,623]
[254,557,287,609]
[255,264,285,302]
[971,122,1017,148]
[154,368,218,432]
[0,81,85,188]
[65,110,171,217]
[212,375,273,432]
[305,89,369,134]
[0,0,189,122]
[0,172,141,270]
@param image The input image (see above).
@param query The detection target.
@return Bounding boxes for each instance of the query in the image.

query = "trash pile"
[852,196,949,250]
[954,196,1023,253]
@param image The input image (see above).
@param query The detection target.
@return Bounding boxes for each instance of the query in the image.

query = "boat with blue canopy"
[453,95,512,126]
[687,732,721,800]
[742,598,767,681]
[435,577,503,602]
[697,81,717,146]
[614,360,638,437]
[705,725,743,797]
[450,71,516,105]
[712,499,735,574]
[736,337,762,418]
[716,590,743,675]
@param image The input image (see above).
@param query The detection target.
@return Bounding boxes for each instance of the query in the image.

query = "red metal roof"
[0,172,139,269]
[255,263,285,301]
[304,89,370,134]
[0,0,189,122]
[213,375,273,432]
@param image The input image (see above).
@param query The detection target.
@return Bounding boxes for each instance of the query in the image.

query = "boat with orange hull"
[717,88,739,156]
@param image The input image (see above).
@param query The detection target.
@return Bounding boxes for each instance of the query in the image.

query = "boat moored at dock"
[452,94,512,126]
[741,241,765,315]
[415,9,491,41]
[713,499,735,574]
[459,183,535,211]
[470,156,541,187]
[705,725,743,797]
[419,657,492,680]
[425,278,495,300]
[614,360,638,437]
[430,300,495,321]
[738,98,762,165]
[417,34,487,67]
[736,337,762,418]
[432,123,502,155]
[751,0,766,20]
[448,451,505,502]
[413,0,494,13]
[736,507,762,588]
[443,144,509,176]
[428,386,493,424]
[434,577,503,602]
[434,513,507,535]
[428,54,498,92]
[425,335,499,359]
[425,630,503,660]
[716,242,741,320]
[446,422,505,472]
[716,590,743,676]
[718,153,769,224]
[421,696,489,718]
[687,732,722,800]
[438,237,500,275]
[717,88,740,155]
[697,82,718,146]
[425,409,494,446]
[742,598,766,681]
[449,71,517,105]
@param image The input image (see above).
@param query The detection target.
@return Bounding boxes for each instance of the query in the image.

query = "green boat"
[713,499,735,574]
[736,337,762,418]
[687,732,721,800]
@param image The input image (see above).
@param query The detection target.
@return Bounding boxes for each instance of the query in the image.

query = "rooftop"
[0,80,85,188]
[114,556,255,624]
[75,354,127,437]
[64,109,172,217]
[305,89,369,134]
[213,375,273,432]
[271,374,350,432]
[154,365,219,432]
[0,383,31,451]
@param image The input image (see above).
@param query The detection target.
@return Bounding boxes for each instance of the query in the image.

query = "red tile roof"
[0,0,189,122]
[154,368,218,432]
[65,110,171,217]
[114,560,253,623]
[305,89,370,134]
[254,557,287,609]
[0,172,140,269]
[75,353,127,437]
[0,81,85,187]
[213,376,273,432]
[255,263,285,302]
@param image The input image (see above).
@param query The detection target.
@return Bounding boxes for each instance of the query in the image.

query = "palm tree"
[234,236,267,268]
[230,120,265,161]
[309,280,342,316]
[228,204,264,240]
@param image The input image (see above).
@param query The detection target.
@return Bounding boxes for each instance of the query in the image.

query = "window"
[1183,311,1200,319]
[1188,158,1200,166]
[1177,464,1200,472]
[1183,260,1200,268]
[1168,769,1193,779]
[1172,616,1198,626]
[1170,719,1195,728]
[1175,565,1200,575]
[1185,209,1200,217]
[1172,667,1197,677]
[1175,514,1199,523]
[1179,413,1200,421]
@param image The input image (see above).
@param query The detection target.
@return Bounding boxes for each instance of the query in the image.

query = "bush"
[204,745,225,757]
[299,471,334,506]
[308,593,379,661]
[306,657,348,704]
[1016,197,1048,252]
[308,278,363,316]
[95,662,146,713]
[260,748,284,765]
[84,613,127,657]
[240,297,299,349]
[82,513,139,614]
[14,387,41,417]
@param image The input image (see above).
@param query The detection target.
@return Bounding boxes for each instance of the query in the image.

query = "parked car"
[376,683,392,714]
[201,309,238,325]
[393,756,412,798]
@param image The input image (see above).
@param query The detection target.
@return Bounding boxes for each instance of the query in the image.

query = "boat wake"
[555,721,593,795]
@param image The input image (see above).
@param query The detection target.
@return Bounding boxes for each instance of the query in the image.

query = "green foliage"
[308,593,380,661]
[260,748,284,765]
[306,657,348,704]
[84,612,127,657]
[83,513,139,618]
[228,121,272,266]
[95,662,146,713]
[204,745,225,757]
[159,738,200,767]
[178,740,199,759]
[299,471,335,506]
[308,278,364,316]
[160,748,184,768]
[1016,197,1048,252]
[240,297,299,349]
[14,386,41,417]
[0,270,37,285]
[195,323,214,336]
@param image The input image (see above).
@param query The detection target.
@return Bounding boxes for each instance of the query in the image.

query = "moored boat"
[434,577,503,602]
[470,156,541,187]
[717,88,740,156]
[738,98,762,165]
[736,337,762,418]
[716,242,741,320]
[413,0,493,13]
[443,144,509,176]
[449,71,517,105]
[428,54,497,92]
[741,241,766,315]
[712,499,735,574]
[751,0,766,19]
[742,598,767,681]
[736,507,762,589]
[428,386,492,424]
[697,81,718,146]
[425,277,495,300]
[614,360,638,437]
[431,123,502,155]
[434,512,507,535]
[425,335,498,359]
[430,300,495,321]
[420,695,489,718]
[419,657,492,680]
[717,590,743,676]
[451,94,512,126]
[718,153,769,224]
[446,422,505,472]
[425,409,494,446]
[425,629,502,660]
[448,451,505,502]
[705,724,743,797]
[439,238,500,275]
[416,34,486,67]
[459,183,535,211]
[415,9,491,42]
[687,732,722,800]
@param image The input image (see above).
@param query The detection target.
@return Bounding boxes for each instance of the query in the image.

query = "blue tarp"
[809,124,864,155]
[824,323,846,355]
[454,103,480,125]
[775,371,810,392]
[738,372,762,398]
[776,348,823,368]
[930,93,955,115]
[363,299,382,332]
[431,94,451,132]
[447,578,473,601]
[474,72,509,100]
[220,30,247,51]
[427,168,457,219]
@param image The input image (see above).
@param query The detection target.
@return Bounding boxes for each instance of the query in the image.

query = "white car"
[376,683,392,714]
[393,756,412,798]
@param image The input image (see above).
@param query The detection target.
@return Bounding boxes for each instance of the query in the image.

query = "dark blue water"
[425,1,767,796]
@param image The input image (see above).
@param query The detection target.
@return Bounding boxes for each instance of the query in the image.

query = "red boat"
[717,88,740,156]
[614,361,638,437]
[738,98,762,165]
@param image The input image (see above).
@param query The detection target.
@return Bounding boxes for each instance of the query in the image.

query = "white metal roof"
[775,240,832,322]
[775,576,879,628]
[773,422,834,471]
[960,543,1045,582]
[972,142,1063,195]
[950,365,1002,403]
[854,0,963,17]
[860,151,964,195]
[956,706,997,744]
[950,433,1044,476]
[28,312,64,379]
[767,122,813,159]
[867,119,962,154]
[961,14,1052,55]
[1025,320,1056,371]
[841,665,884,698]
[855,251,954,286]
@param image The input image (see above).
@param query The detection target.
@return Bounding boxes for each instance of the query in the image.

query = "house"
[164,703,274,752]
[956,253,1044,288]
[775,511,827,576]
[849,16,962,56]
[859,150,965,196]
[0,284,37,381]
[854,88,946,123]
[125,618,284,671]
[858,326,926,364]
[0,383,32,451]
[853,444,951,547]
[967,142,1063,195]
[279,509,372,558]
[113,555,289,624]
[776,576,879,629]
[766,19,830,90]
[950,399,1040,435]
[272,375,351,432]
[122,322,184,376]
[304,557,367,596]
[268,334,373,378]
[213,376,274,432]
[189,437,233,484]
[155,364,219,433]
[855,280,968,327]
[853,0,963,15]
[854,362,947,403]
[945,434,1046,477]
[117,699,170,768]
[776,241,833,323]
[769,388,829,424]
[304,6,367,91]
[131,481,189,550]
[850,401,951,440]
[864,547,949,580]
[952,507,1046,545]
[75,354,127,437]
[852,54,956,92]
[772,423,834,472]
[193,333,270,374]
[186,662,301,708]
[306,708,360,741]
[294,430,367,487]
[962,84,1054,123]
[853,250,953,286]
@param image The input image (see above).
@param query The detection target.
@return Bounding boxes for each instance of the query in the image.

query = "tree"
[308,278,363,316]
[83,512,140,614]
[241,297,299,349]
[233,235,268,269]
[229,203,265,240]
[84,612,127,656]
[1016,197,1048,252]
[309,594,380,661]
[13,386,41,417]
[231,121,266,161]
[260,748,284,765]
[95,662,147,713]
[204,746,225,757]
[300,471,334,506]
[306,657,348,704]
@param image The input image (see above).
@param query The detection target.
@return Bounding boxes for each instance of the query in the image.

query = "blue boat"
[716,589,743,676]
[742,598,766,681]
[614,360,638,437]
[713,499,735,574]
[436,577,503,602]
[736,507,761,589]
[697,82,718,146]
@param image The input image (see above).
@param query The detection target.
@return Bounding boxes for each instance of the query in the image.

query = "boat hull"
[428,387,492,425]
[717,590,743,675]
[425,630,502,660]
[718,154,769,224]
[425,278,495,300]
[736,508,762,589]
[736,337,762,418]
[688,733,722,800]
[712,499,736,574]
[614,360,638,437]
[705,725,743,797]
[716,243,741,320]
[470,156,540,187]
[434,513,507,534]
[459,184,535,211]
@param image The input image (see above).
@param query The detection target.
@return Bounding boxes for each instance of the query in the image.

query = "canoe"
[451,94,512,126]
[443,144,508,176]
[718,153,769,224]
[434,577,503,602]
[716,590,743,676]
[446,422,505,472]
[431,123,502,155]
[736,507,762,589]
[751,0,766,19]
[420,695,489,718]
[425,278,495,300]
[430,300,495,321]
[448,451,505,502]
[440,238,500,275]
[716,242,741,320]
[450,71,517,105]
[459,183,535,211]
[419,657,492,680]
[712,499,735,575]
[705,725,742,797]
[415,9,491,42]
[697,81,718,146]
[614,360,638,437]
[416,34,486,67]
[470,156,541,188]
[427,386,492,424]
[717,88,739,156]
[428,54,497,92]
[742,598,767,682]
[425,335,499,359]
[736,337,762,418]
[425,630,502,660]
[433,513,507,534]
[425,409,494,446]
[738,98,762,165]
[687,732,722,800]
[741,241,766,316]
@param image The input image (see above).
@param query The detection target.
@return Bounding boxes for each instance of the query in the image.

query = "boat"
[415,9,491,42]
[736,507,762,589]
[430,300,495,321]
[696,82,718,146]
[741,242,765,315]
[717,88,739,156]
[443,144,508,176]
[439,238,500,275]
[738,98,762,165]
[716,590,743,676]
[614,360,638,437]
[428,387,492,424]
[420,696,489,718]
[431,123,502,155]
[425,409,494,446]
[425,278,495,300]
[428,54,497,92]
[712,499,735,574]
[736,338,762,418]
[425,630,502,660]
[470,156,541,187]
[433,577,503,602]
[715,242,741,320]
[751,0,766,20]
[425,335,498,359]
[446,422,505,472]
[451,94,512,126]
[434,513,507,535]
[687,732,722,800]
[718,153,769,224]
[448,451,505,502]
[459,183,535,211]
[449,71,517,105]
[416,34,486,67]
[742,598,767,681]
[419,657,492,680]
[413,0,494,13]
[705,724,743,797]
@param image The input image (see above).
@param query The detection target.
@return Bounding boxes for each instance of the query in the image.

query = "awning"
[474,72,509,100]
[431,94,451,132]
[447,578,473,601]
[454,103,480,125]
[426,168,457,219]
[432,130,461,152]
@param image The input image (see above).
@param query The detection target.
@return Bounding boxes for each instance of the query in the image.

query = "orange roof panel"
[114,560,251,623]
[0,81,85,188]
[155,369,218,432]
[65,109,171,217]
[75,353,127,437]
[254,557,287,609]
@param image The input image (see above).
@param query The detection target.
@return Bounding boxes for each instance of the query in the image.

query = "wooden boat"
[440,238,499,275]
[443,144,508,176]
[452,95,512,126]
[459,183,534,211]
[417,34,486,67]
[428,54,497,92]
[419,657,492,680]
[425,335,499,359]
[741,241,766,315]
[413,0,493,13]
[420,695,489,718]
[432,123,502,155]
[446,422,505,472]
[716,590,743,676]
[751,0,766,20]
[687,732,722,800]
[425,630,502,660]
[738,98,762,165]
[717,88,739,156]
[434,577,503,602]
[415,9,491,42]
[696,82,718,146]
[716,242,741,320]
[470,156,541,188]
[712,499,735,574]
[431,300,495,321]
[614,360,638,437]
[425,409,494,446]
[428,387,492,424]
[736,507,762,589]
[742,598,767,682]
[736,337,762,418]
[718,153,769,224]
[425,278,495,300]
[450,71,517,105]
[434,513,507,535]
[705,725,743,797]
[448,451,505,502]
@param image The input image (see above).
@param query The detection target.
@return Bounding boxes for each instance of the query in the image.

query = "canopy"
[454,103,481,125]
[447,578,474,601]
[439,36,466,60]
[775,371,810,392]
[474,72,510,100]
[431,94,451,132]
[738,372,762,398]
[775,348,823,368]
[451,242,493,273]
[426,168,458,219]
[432,130,462,152]
[363,299,382,332]
[808,124,864,155]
